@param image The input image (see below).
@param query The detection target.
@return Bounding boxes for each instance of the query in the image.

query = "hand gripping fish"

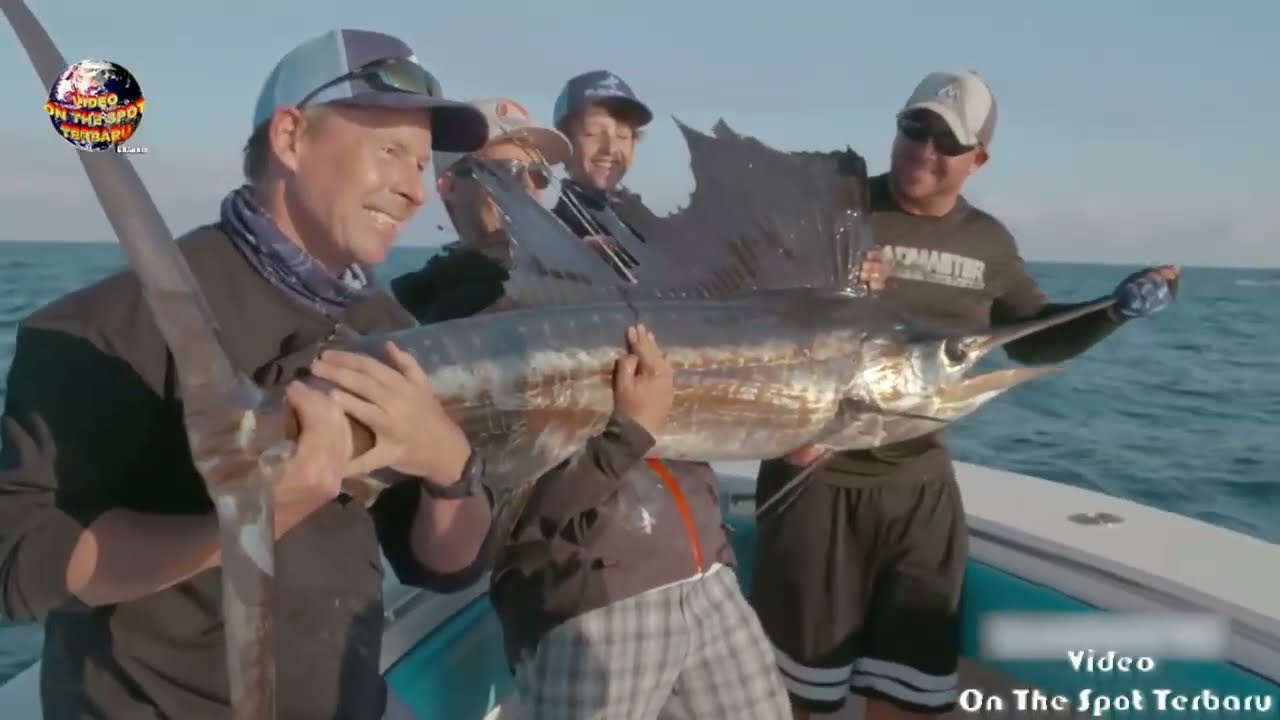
[3,4,1114,716]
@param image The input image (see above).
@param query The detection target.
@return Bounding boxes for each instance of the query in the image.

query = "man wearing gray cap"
[0,28,494,719]
[750,70,1180,720]
[390,96,572,321]
[433,97,572,253]
[389,84,792,718]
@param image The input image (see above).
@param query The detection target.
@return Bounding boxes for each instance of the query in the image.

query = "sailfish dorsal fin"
[616,119,875,297]
[469,118,877,308]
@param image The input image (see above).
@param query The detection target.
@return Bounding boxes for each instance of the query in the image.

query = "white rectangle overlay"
[979,611,1230,661]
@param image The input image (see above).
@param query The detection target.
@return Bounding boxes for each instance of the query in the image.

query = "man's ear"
[972,147,989,171]
[267,107,312,173]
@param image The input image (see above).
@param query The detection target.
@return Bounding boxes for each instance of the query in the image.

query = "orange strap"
[646,458,705,572]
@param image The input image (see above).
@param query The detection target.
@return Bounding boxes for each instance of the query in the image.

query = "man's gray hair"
[241,106,329,184]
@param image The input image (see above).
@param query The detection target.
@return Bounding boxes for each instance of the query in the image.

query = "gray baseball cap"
[251,29,489,152]
[432,97,572,180]
[899,70,998,147]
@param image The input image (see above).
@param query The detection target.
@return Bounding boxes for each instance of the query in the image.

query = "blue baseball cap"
[252,29,489,153]
[552,70,653,129]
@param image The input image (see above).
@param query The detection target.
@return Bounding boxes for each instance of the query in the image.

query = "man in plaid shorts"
[391,75,792,719]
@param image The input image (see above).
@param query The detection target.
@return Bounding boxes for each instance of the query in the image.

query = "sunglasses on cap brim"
[896,112,979,157]
[297,57,443,109]
[451,156,553,191]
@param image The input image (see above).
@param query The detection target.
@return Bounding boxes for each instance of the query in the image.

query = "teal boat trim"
[384,510,1280,716]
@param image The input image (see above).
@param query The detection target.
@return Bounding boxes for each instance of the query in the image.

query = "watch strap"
[421,449,484,500]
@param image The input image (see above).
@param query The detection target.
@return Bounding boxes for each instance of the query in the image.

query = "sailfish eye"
[943,338,968,365]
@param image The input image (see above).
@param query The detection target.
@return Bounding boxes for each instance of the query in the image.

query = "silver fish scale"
[344,289,910,480]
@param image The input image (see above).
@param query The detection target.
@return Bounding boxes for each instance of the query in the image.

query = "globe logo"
[44,59,146,152]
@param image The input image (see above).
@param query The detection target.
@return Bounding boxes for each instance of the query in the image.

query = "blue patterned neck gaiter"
[220,184,374,318]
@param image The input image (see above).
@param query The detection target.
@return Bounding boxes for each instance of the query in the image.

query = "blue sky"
[1,1,1276,268]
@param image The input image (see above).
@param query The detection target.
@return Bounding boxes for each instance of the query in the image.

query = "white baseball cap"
[899,70,998,148]
[433,97,572,178]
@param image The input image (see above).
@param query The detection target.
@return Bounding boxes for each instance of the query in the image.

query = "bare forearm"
[408,487,491,575]
[67,500,319,607]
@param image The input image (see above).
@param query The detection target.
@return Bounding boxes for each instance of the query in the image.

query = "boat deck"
[5,462,1278,718]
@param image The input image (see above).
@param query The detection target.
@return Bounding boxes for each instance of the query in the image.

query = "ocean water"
[0,241,1276,685]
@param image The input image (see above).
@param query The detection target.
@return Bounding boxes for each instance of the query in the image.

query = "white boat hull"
[2,461,1277,719]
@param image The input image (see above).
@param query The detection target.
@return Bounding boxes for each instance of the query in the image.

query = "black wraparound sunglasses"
[896,111,978,157]
[453,156,552,191]
[297,57,442,109]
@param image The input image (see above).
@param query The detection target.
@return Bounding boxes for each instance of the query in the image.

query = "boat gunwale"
[2,461,1278,715]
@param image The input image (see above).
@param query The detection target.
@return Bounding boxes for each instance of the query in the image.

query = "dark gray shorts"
[749,458,968,714]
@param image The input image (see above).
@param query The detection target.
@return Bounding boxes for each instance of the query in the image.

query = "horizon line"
[0,238,1273,272]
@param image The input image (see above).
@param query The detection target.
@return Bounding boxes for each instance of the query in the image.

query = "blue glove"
[1112,268,1177,319]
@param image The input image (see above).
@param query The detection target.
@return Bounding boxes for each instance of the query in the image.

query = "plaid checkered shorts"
[509,565,791,719]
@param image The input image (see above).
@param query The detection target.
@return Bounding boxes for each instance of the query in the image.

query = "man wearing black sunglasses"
[454,69,793,720]
[751,70,1181,720]
[0,28,497,720]
[390,96,571,322]
[389,73,793,719]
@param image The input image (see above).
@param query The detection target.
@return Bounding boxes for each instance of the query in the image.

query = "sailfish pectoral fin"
[753,394,956,524]
[755,447,836,522]
[460,405,611,555]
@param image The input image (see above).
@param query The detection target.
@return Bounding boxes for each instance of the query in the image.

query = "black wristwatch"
[421,449,487,501]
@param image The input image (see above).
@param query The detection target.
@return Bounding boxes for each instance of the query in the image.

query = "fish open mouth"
[932,297,1116,414]
[881,366,1064,427]
[892,298,1115,425]
[942,366,1064,406]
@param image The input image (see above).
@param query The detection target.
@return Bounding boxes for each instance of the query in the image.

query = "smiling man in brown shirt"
[750,70,1181,720]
